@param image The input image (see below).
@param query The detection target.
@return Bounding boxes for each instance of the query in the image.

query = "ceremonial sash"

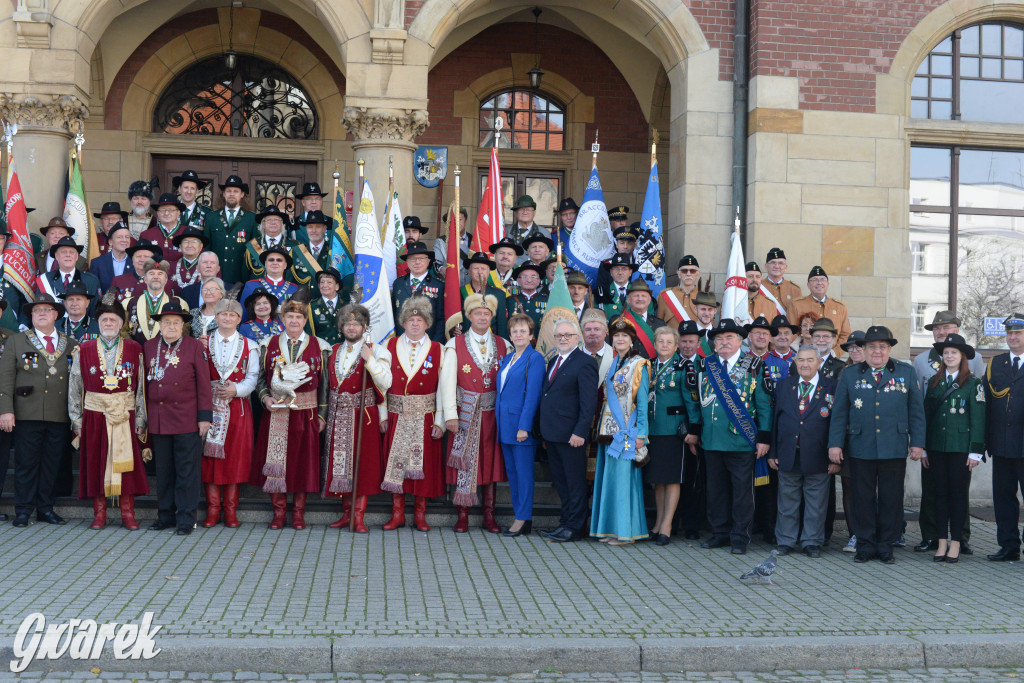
[661,289,691,322]
[35,274,58,299]
[294,244,322,282]
[604,361,640,461]
[759,284,787,316]
[703,355,758,449]
[622,309,656,358]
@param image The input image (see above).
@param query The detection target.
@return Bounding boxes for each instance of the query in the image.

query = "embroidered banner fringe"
[381,393,436,492]
[262,390,318,493]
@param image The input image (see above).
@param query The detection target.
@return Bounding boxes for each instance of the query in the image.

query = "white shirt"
[550,347,575,379]
[721,349,743,374]
[264,235,282,248]
[797,372,819,394]
[322,296,338,310]
[34,328,58,350]
[398,334,444,426]
[946,371,958,383]
[499,350,520,391]
[213,331,259,399]
[1011,353,1024,369]
[57,268,75,283]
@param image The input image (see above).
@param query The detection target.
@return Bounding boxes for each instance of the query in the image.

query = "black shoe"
[914,539,938,552]
[961,542,973,556]
[0,513,8,522]
[987,547,1020,562]
[37,511,66,525]
[148,520,174,531]
[544,527,577,543]
[701,535,730,549]
[853,550,873,563]
[878,553,895,565]
[683,530,701,540]
[655,534,670,546]
[933,554,947,563]
[11,513,29,527]
[502,521,532,538]
[803,545,821,558]
[540,526,567,539]
[763,533,777,545]
[731,543,747,555]
[775,545,796,556]
[175,526,193,536]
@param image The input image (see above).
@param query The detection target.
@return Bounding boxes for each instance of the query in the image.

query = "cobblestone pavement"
[1,515,1023,641]
[2,668,1024,681]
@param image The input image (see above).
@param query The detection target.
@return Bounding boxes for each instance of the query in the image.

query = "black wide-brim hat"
[859,325,898,347]
[522,233,555,252]
[245,287,280,310]
[255,205,289,224]
[770,314,800,335]
[153,193,186,212]
[558,197,579,213]
[172,227,210,249]
[745,315,772,333]
[400,241,434,263]
[23,293,65,319]
[489,236,524,256]
[150,300,189,321]
[708,318,748,341]
[48,235,84,258]
[259,245,293,269]
[299,210,331,226]
[933,333,975,360]
[93,201,129,220]
[513,262,545,279]
[126,240,164,261]
[463,251,496,270]
[840,330,865,351]
[317,267,342,286]
[602,253,638,272]
[219,175,250,194]
[172,170,208,190]
[59,281,96,300]
[295,182,327,199]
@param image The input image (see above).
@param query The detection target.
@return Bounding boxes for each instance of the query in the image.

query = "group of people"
[0,173,1021,567]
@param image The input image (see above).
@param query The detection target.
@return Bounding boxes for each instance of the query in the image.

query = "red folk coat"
[445,334,507,487]
[202,335,254,485]
[323,348,384,497]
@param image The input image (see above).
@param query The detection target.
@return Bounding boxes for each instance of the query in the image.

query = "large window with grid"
[478,90,565,150]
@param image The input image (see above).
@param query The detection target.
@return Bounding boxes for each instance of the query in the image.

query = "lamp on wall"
[224,1,238,70]
[528,7,544,90]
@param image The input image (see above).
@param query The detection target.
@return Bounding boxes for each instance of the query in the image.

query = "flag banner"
[353,180,395,344]
[4,158,35,301]
[331,184,356,280]
[63,152,98,262]
[536,263,580,360]
[722,231,751,325]
[444,201,464,334]
[565,167,614,285]
[471,147,504,255]
[634,159,666,295]
[381,190,404,287]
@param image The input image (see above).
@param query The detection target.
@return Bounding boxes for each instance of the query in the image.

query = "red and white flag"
[722,231,751,325]
[4,156,36,301]
[471,147,504,255]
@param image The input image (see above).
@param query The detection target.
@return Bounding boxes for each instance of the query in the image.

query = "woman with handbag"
[495,313,546,537]
[923,333,986,563]
[645,327,688,546]
[590,316,650,545]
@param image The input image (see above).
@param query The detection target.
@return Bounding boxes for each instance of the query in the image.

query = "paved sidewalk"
[0,516,1023,673]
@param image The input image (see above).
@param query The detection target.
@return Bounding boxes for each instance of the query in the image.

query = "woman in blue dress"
[590,316,650,545]
[240,287,283,344]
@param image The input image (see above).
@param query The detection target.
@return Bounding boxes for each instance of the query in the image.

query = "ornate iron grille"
[255,181,298,215]
[154,55,318,139]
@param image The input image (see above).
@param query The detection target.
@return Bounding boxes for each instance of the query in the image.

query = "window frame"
[478,89,566,151]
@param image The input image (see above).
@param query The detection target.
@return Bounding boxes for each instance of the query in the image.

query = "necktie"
[313,246,320,259]
[289,339,300,362]
[229,209,236,223]
[411,278,420,291]
[618,288,625,300]
[62,274,70,288]
[326,300,335,315]
[45,335,55,354]
[873,369,882,385]
[1015,357,1021,374]
[549,354,563,382]
[798,380,812,412]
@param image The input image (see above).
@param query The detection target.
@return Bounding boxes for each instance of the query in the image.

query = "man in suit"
[92,201,130,256]
[761,247,802,316]
[620,279,665,359]
[676,320,707,539]
[34,236,101,326]
[174,169,214,230]
[594,223,639,297]
[506,195,550,262]
[684,319,773,555]
[140,194,189,268]
[143,300,212,536]
[828,326,926,564]
[790,317,846,380]
[657,255,702,328]
[788,266,851,352]
[596,253,636,320]
[305,268,344,345]
[58,281,99,342]
[0,294,78,526]
[984,313,1024,561]
[90,221,135,292]
[292,181,328,245]
[35,217,88,274]
[392,241,445,342]
[180,252,223,310]
[770,345,840,558]
[292,210,350,292]
[111,240,163,302]
[539,319,598,543]
[205,175,258,286]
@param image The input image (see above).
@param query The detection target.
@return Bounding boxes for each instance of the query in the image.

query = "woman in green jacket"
[923,333,986,563]
[645,327,688,546]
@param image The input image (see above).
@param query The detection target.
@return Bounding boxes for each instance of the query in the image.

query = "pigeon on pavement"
[739,549,779,585]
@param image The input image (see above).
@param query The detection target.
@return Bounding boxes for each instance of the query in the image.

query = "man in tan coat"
[761,247,802,316]
[656,255,702,328]
[788,265,850,353]
[746,262,782,321]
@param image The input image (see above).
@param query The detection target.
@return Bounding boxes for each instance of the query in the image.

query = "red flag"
[443,201,463,335]
[4,157,36,301]
[471,147,504,254]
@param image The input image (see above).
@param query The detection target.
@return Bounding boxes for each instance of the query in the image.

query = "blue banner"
[565,167,614,285]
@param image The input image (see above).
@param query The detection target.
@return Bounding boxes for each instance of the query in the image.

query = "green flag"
[536,263,580,360]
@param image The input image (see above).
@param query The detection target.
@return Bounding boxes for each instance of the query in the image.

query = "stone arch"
[102,9,346,141]
[881,0,1024,115]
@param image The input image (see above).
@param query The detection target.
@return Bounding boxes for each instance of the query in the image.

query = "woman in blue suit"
[495,312,546,537]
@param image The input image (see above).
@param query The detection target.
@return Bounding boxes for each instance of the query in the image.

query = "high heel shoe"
[946,542,961,563]
[933,554,947,562]
[502,520,532,537]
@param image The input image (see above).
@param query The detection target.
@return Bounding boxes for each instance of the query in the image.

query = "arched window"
[479,89,564,150]
[912,22,1024,123]
[153,55,318,139]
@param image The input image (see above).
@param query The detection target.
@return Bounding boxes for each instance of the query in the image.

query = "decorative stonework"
[0,93,88,132]
[342,107,428,142]
[13,0,52,49]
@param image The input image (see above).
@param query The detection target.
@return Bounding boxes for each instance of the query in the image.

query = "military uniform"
[506,291,547,330]
[644,353,689,487]
[828,353,926,559]
[676,352,707,535]
[305,296,343,346]
[59,315,99,343]
[460,284,509,339]
[181,203,215,232]
[0,326,77,522]
[244,235,300,281]
[203,207,258,285]
[749,293,781,321]
[789,295,851,352]
[392,271,446,342]
[656,286,700,328]
[985,343,1024,556]
[761,277,802,316]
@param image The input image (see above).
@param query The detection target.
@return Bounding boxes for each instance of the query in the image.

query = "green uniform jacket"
[305,297,343,346]
[924,374,986,454]
[204,208,259,284]
[460,284,509,339]
[506,292,547,330]
[181,203,215,231]
[685,353,773,451]
[392,272,446,342]
[828,359,926,459]
[0,330,78,422]
[648,353,688,436]
[0,279,26,333]
[244,236,300,281]
[291,241,355,295]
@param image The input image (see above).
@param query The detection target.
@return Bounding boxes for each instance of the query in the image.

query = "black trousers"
[825,473,856,541]
[752,467,778,540]
[0,429,11,503]
[547,440,589,533]
[705,450,755,545]
[676,447,707,533]
[918,460,971,542]
[13,420,69,516]
[928,451,972,543]
[152,432,202,529]
[992,456,1024,550]
[848,457,906,556]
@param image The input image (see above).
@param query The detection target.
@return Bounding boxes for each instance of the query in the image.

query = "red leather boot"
[382,494,406,530]
[202,484,221,527]
[328,494,352,528]
[352,495,369,533]
[292,493,307,530]
[413,496,430,532]
[269,493,287,529]
[453,506,470,533]
[481,483,501,534]
[89,497,106,530]
[120,495,139,531]
[222,485,240,528]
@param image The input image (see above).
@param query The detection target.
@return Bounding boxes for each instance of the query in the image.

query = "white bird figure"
[270,360,313,409]
[739,550,779,586]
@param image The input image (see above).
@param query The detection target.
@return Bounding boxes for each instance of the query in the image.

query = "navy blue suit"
[538,348,599,534]
[33,269,101,326]
[89,252,135,293]
[771,374,838,475]
[496,345,546,521]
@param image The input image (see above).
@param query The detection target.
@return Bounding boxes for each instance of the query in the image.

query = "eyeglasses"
[680,268,699,275]
[554,332,578,340]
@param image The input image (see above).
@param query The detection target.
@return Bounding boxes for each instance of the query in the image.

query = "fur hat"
[399,295,434,329]
[94,299,127,322]
[337,303,371,331]
[463,292,498,317]
[580,308,608,328]
[142,258,170,275]
[214,299,244,318]
[280,299,308,318]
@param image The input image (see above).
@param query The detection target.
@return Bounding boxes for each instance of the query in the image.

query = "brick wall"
[687,0,736,80]
[420,22,649,153]
[104,10,346,130]
[405,0,426,30]
[750,0,946,111]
